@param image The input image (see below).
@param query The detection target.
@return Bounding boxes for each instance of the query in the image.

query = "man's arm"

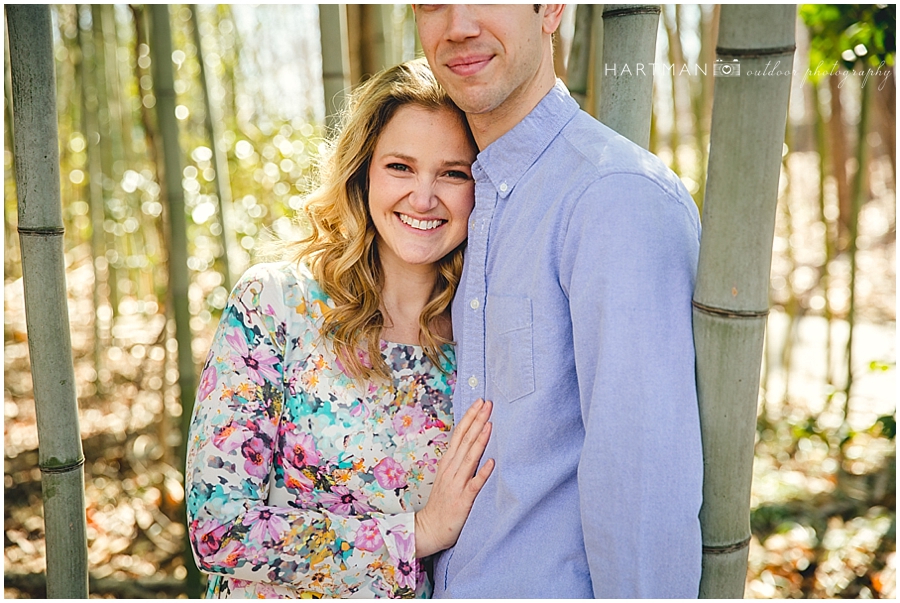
[561,173,704,598]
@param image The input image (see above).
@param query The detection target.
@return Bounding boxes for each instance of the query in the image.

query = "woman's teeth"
[399,214,443,231]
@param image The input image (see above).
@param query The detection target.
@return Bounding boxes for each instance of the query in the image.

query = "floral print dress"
[186,261,455,598]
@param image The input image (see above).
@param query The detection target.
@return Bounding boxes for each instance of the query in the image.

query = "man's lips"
[446,55,492,77]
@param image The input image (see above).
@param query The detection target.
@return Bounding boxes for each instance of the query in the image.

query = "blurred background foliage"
[3,4,895,598]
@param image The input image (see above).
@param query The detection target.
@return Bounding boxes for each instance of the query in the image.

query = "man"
[415,5,704,598]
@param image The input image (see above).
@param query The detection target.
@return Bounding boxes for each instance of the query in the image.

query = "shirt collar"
[474,80,580,199]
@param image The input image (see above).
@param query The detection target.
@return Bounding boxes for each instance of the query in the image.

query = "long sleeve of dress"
[186,265,433,598]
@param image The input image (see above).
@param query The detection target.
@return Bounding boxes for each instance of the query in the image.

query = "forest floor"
[4,152,896,597]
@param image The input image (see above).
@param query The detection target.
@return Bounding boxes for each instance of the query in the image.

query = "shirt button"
[469,298,479,309]
[499,182,508,192]
[468,376,478,388]
[470,219,475,230]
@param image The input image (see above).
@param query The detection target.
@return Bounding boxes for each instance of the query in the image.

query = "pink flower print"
[195,519,228,558]
[211,538,246,568]
[335,348,372,376]
[283,430,321,469]
[349,400,370,419]
[284,469,315,494]
[424,416,448,431]
[354,519,384,552]
[319,485,375,515]
[373,457,407,490]
[244,507,289,543]
[198,365,218,401]
[212,420,246,453]
[224,330,280,385]
[390,531,418,590]
[392,406,426,437]
[241,436,269,479]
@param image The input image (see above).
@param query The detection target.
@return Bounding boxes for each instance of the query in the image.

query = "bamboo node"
[602,6,662,19]
[692,299,769,319]
[716,45,797,59]
[17,226,66,237]
[40,457,85,475]
[702,536,752,555]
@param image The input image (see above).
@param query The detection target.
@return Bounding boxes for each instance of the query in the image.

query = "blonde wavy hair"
[289,59,475,382]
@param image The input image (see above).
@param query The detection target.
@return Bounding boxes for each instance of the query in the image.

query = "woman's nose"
[408,179,438,213]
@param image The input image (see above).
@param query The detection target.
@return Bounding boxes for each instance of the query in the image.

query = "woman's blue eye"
[446,170,471,180]
[387,163,410,172]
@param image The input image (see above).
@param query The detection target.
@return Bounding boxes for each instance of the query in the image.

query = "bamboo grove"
[4,4,896,599]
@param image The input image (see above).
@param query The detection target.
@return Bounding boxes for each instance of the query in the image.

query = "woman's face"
[367,104,476,272]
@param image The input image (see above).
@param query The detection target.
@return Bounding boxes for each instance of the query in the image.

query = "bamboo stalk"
[598,4,660,149]
[663,5,683,174]
[149,5,202,597]
[318,4,351,133]
[192,4,240,291]
[811,80,834,386]
[566,4,594,111]
[843,73,872,412]
[693,4,719,215]
[76,5,107,384]
[693,5,796,598]
[7,5,89,598]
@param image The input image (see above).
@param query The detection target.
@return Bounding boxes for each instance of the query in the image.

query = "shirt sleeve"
[560,174,704,598]
[185,265,422,598]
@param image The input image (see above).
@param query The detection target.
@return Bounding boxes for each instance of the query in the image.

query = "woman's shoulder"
[233,260,333,319]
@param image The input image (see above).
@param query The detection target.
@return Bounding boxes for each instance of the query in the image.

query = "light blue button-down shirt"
[434,82,703,598]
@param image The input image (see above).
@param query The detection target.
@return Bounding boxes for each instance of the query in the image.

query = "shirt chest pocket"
[485,295,535,402]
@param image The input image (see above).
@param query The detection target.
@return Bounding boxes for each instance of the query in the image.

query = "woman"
[185,59,493,598]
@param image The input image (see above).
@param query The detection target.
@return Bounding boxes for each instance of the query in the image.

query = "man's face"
[415,5,546,117]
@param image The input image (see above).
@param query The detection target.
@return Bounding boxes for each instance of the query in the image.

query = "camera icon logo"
[714,59,741,77]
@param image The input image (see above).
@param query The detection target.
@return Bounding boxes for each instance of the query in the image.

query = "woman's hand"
[414,399,494,558]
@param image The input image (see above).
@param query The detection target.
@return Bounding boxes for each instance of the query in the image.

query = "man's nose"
[444,5,480,42]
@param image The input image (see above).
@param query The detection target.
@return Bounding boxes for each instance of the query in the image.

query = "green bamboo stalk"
[663,5,683,175]
[566,4,594,111]
[149,5,202,597]
[318,4,351,134]
[843,72,872,412]
[693,4,719,214]
[360,4,388,78]
[7,5,89,598]
[149,3,196,438]
[693,5,796,598]
[588,5,605,120]
[598,4,660,148]
[76,5,106,383]
[192,4,239,291]
[811,80,834,386]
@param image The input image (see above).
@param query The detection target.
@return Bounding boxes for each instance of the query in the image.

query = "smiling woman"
[185,59,494,599]
[368,104,474,286]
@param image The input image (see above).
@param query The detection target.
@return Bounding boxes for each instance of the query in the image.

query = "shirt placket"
[457,165,496,419]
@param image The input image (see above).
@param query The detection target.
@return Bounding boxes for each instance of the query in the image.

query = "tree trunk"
[598,5,660,149]
[318,3,351,133]
[192,4,240,292]
[6,5,89,598]
[693,5,796,598]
